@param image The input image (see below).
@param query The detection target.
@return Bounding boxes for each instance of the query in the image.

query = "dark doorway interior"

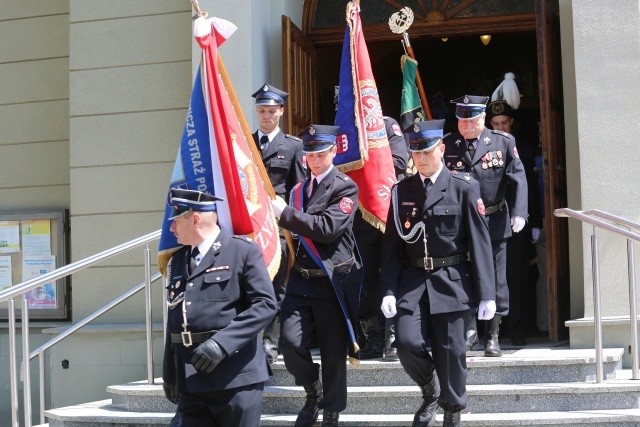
[316,31,540,136]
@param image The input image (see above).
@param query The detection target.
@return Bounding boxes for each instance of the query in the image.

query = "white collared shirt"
[193,226,220,266]
[257,128,280,150]
[309,165,334,197]
[419,161,443,188]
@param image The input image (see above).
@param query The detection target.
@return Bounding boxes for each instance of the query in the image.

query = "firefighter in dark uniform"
[271,125,361,427]
[443,95,528,357]
[251,83,306,363]
[380,119,496,427]
[162,188,278,427]
[487,72,542,346]
[357,115,408,360]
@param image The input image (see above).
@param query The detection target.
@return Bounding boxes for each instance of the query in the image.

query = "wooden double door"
[282,0,568,342]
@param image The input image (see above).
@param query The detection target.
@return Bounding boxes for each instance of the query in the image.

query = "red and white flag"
[159,16,280,277]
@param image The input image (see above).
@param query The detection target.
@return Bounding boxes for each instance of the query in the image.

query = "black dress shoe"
[322,411,339,426]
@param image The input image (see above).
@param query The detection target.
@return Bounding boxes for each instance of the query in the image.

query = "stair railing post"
[22,294,32,427]
[8,298,19,427]
[144,244,154,384]
[592,229,603,383]
[628,239,639,379]
[39,349,45,424]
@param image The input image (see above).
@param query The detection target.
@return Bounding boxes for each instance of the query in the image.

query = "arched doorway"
[283,0,568,342]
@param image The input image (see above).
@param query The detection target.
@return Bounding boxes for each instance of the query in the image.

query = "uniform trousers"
[394,288,469,412]
[505,225,531,337]
[177,382,264,427]
[353,222,383,320]
[279,293,349,412]
[492,239,509,315]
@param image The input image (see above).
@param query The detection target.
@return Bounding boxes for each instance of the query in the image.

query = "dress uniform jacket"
[163,230,277,394]
[443,128,528,241]
[279,166,361,352]
[253,130,306,202]
[380,168,495,314]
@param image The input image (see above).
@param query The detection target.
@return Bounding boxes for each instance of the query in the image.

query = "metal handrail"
[554,208,640,382]
[28,272,163,425]
[0,230,161,303]
[1,229,163,427]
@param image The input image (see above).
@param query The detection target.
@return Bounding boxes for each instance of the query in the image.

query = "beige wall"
[68,1,192,323]
[566,0,640,322]
[0,2,70,212]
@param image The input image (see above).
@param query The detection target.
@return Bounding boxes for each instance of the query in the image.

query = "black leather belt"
[485,198,506,215]
[170,329,219,347]
[293,258,353,279]
[407,254,467,271]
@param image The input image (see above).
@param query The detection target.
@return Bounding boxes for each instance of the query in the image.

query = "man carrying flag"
[160,13,281,427]
[271,124,361,427]
[333,1,402,364]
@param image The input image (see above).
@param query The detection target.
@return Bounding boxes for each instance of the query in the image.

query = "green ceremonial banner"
[399,55,425,131]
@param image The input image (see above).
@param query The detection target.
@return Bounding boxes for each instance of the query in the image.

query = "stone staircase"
[42,342,640,426]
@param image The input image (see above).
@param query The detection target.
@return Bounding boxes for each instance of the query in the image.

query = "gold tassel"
[359,205,386,234]
[349,356,361,366]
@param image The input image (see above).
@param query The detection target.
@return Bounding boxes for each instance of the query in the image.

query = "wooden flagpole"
[218,56,296,274]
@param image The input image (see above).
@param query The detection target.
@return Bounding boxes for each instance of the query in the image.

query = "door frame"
[286,0,568,341]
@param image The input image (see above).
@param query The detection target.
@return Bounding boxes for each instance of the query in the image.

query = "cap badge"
[491,102,504,115]
[262,84,268,91]
[413,123,420,133]
[463,96,470,104]
[309,126,316,136]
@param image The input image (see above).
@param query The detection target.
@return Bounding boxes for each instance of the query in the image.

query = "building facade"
[1,0,639,424]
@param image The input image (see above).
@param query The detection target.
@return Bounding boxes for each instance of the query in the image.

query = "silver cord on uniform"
[392,185,426,244]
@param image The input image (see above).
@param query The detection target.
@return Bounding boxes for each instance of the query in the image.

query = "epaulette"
[233,235,253,243]
[491,129,512,139]
[451,171,473,184]
[285,134,302,143]
[337,173,350,181]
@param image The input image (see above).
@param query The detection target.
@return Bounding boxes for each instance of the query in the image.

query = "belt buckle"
[423,257,434,271]
[181,331,193,347]
[300,268,310,280]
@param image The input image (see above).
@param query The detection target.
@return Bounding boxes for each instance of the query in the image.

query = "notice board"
[0,210,69,320]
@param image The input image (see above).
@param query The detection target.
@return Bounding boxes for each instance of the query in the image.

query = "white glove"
[531,227,541,243]
[511,216,526,233]
[270,196,287,218]
[478,300,496,320]
[381,295,397,319]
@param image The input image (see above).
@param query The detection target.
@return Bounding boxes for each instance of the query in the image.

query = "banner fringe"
[158,248,180,277]
[359,203,386,234]
[336,158,365,174]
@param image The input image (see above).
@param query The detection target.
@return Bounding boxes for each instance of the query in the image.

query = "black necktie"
[259,135,269,154]
[309,178,318,198]
[189,247,200,274]
[424,177,432,197]
[468,139,476,156]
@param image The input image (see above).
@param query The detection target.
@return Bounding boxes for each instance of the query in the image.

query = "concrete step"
[44,401,640,427]
[262,381,640,415]
[267,347,624,387]
[44,399,172,427]
[100,347,625,414]
[261,409,640,426]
